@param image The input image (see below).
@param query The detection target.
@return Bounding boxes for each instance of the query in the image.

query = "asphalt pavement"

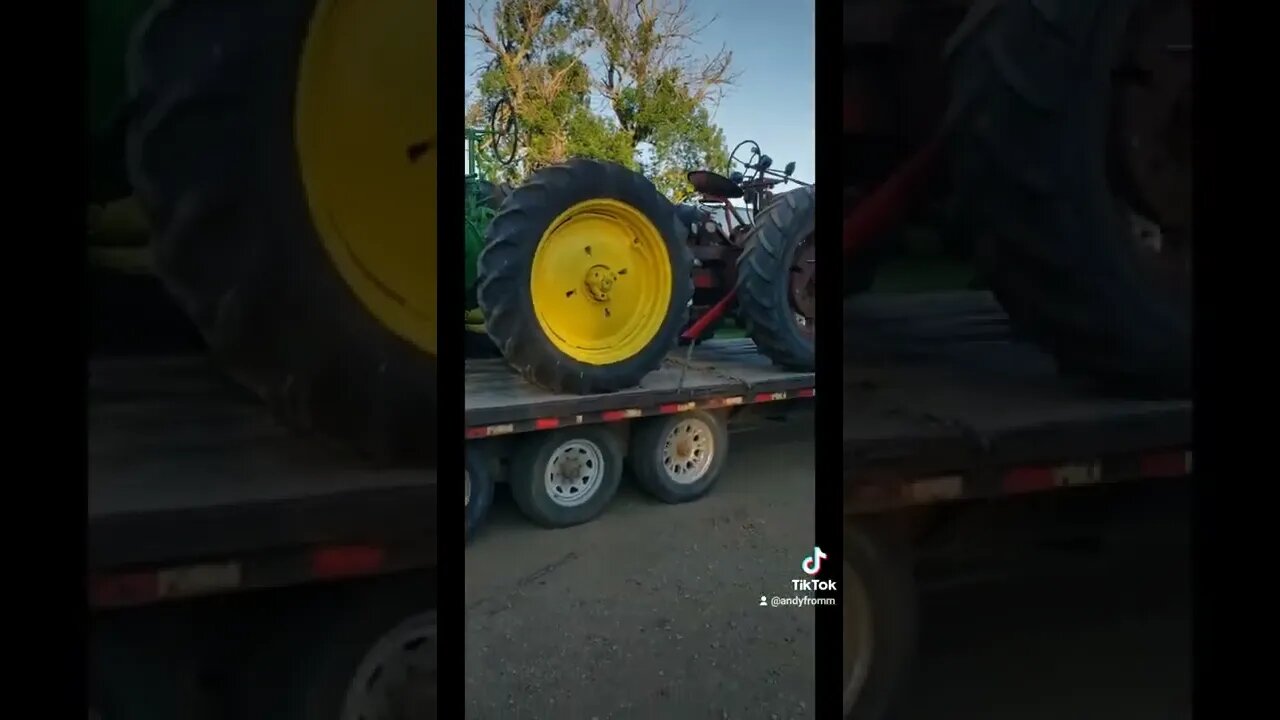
[464,412,1191,720]
[899,488,1193,720]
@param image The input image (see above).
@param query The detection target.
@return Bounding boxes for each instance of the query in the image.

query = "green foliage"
[467,0,733,198]
[641,85,729,198]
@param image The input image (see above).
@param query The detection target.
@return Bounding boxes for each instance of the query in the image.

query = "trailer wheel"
[510,427,623,528]
[844,523,916,720]
[336,611,436,720]
[466,444,495,542]
[233,578,436,720]
[628,410,729,503]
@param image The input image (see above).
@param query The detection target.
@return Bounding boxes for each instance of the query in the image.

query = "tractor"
[465,133,815,395]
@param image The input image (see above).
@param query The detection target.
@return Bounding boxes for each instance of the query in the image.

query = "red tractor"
[679,140,815,370]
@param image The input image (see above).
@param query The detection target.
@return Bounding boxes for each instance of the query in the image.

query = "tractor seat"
[687,170,743,199]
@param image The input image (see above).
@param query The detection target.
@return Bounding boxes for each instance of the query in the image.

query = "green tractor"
[88,0,436,464]
[465,126,816,395]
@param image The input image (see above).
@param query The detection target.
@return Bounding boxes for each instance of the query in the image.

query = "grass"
[716,318,747,338]
[870,256,979,293]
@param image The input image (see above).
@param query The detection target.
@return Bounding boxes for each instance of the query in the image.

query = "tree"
[466,0,737,198]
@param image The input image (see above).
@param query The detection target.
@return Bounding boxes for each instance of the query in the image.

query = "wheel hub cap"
[545,440,604,507]
[584,264,618,302]
[662,419,714,484]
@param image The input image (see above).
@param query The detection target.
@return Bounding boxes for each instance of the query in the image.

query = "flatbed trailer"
[88,355,437,719]
[465,339,816,534]
[840,292,1192,719]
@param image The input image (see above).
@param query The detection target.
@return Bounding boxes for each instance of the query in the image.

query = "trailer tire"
[945,0,1190,397]
[510,427,624,528]
[466,444,495,542]
[628,410,729,503]
[737,186,816,371]
[844,523,916,720]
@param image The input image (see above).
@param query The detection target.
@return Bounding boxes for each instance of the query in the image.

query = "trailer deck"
[844,292,1192,512]
[465,338,816,436]
[88,355,435,605]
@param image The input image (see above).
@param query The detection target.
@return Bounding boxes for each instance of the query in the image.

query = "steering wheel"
[728,139,763,179]
[487,96,519,168]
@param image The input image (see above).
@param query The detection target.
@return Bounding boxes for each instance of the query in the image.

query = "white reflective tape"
[907,475,964,502]
[156,562,241,598]
[1053,463,1101,486]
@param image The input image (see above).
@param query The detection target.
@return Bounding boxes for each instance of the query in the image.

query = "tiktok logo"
[802,546,827,576]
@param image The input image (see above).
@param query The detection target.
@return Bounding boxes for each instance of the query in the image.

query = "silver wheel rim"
[843,559,874,716]
[660,418,715,485]
[544,439,605,508]
[341,612,437,720]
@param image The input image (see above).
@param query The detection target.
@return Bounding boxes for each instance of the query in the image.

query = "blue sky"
[463,0,815,185]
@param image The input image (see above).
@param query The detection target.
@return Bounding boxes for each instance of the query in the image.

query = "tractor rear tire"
[737,186,816,370]
[478,160,693,394]
[126,0,436,463]
[945,0,1190,396]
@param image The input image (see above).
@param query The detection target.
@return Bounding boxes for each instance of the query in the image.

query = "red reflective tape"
[1140,451,1189,478]
[754,392,788,403]
[794,388,815,398]
[601,409,641,422]
[1003,466,1056,494]
[89,572,158,607]
[534,417,560,430]
[311,545,386,579]
[465,427,487,439]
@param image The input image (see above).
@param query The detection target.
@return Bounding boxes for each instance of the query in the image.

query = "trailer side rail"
[466,338,816,436]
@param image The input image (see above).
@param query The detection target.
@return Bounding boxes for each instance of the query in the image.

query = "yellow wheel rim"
[530,199,673,365]
[295,0,436,355]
